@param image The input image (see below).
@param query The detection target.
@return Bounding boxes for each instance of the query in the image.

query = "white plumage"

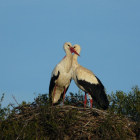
[49,42,79,105]
[72,44,109,109]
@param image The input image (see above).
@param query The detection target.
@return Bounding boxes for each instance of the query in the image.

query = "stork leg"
[63,87,66,106]
[88,93,93,108]
[84,92,87,108]
[52,85,57,106]
[90,99,93,108]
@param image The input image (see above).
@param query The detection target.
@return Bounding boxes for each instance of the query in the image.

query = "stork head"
[63,42,72,51]
[72,44,81,56]
[63,42,80,56]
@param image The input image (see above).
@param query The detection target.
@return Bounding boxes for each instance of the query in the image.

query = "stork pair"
[49,42,109,110]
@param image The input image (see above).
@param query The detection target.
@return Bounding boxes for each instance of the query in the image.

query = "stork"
[72,44,109,110]
[49,42,79,106]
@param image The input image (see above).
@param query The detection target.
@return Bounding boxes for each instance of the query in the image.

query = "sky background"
[0,0,140,108]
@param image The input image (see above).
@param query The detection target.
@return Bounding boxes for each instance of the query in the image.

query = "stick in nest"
[68,96,108,116]
[16,121,28,140]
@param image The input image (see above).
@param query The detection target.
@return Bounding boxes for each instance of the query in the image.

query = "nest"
[3,102,138,140]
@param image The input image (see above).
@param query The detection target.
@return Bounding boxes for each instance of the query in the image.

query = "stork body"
[72,45,109,110]
[49,42,79,105]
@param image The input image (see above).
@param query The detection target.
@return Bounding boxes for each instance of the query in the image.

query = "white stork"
[72,44,109,110]
[49,42,79,106]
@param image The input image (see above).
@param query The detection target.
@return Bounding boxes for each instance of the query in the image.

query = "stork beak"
[70,47,80,56]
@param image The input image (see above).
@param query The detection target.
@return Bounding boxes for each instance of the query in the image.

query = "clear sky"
[0,1,140,108]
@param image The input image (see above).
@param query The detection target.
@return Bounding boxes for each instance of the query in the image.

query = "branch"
[12,95,20,106]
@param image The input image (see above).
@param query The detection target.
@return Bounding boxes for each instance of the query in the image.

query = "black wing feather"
[49,71,60,103]
[76,76,109,110]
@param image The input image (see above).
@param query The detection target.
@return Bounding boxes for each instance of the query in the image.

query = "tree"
[108,85,140,121]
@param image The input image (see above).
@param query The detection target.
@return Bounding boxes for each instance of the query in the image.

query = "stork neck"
[73,53,78,62]
[65,49,72,60]
[62,49,72,73]
[72,54,79,70]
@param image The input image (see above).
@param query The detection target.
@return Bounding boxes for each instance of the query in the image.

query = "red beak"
[70,47,80,56]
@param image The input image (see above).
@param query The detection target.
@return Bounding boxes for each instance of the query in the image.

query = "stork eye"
[73,46,76,48]
[68,44,70,47]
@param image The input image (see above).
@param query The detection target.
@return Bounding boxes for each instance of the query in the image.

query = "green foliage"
[0,94,10,121]
[108,85,140,121]
[34,93,49,106]
[65,90,85,107]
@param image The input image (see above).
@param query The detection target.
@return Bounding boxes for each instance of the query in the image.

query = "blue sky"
[0,1,140,108]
